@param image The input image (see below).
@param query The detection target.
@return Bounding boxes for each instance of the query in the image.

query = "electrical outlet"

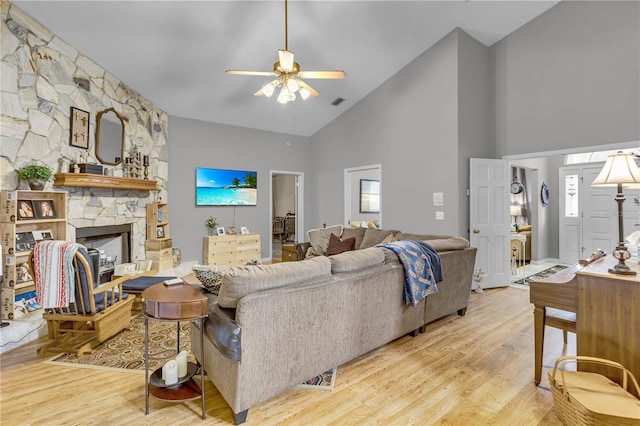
[436,211,444,220]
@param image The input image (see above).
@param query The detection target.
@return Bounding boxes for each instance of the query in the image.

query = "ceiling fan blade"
[298,70,346,79]
[298,80,320,98]
[226,70,278,77]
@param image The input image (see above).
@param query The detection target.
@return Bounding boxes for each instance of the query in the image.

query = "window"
[565,174,579,217]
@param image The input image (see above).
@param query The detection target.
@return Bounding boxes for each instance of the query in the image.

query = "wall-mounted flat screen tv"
[196,168,257,206]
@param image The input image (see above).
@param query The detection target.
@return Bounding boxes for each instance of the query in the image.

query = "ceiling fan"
[226,0,346,104]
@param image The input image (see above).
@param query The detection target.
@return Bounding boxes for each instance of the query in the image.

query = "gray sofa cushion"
[217,256,332,308]
[395,233,469,252]
[360,228,400,249]
[329,247,386,274]
[342,227,367,250]
[425,237,469,252]
[395,232,450,241]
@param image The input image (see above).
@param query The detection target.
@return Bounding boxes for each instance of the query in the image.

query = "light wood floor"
[0,286,572,425]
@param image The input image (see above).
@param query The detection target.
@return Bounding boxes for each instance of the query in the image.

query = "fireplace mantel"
[54,173,157,191]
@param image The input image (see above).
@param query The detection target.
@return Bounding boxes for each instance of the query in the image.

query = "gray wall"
[310,30,462,236]
[457,30,496,237]
[168,117,311,263]
[494,1,640,157]
[167,1,639,264]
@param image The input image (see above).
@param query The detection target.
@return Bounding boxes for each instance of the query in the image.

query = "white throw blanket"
[33,241,83,309]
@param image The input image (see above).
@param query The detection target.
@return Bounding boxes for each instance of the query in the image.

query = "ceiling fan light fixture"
[278,49,295,73]
[299,86,311,100]
[262,82,276,97]
[286,77,299,93]
[277,87,289,104]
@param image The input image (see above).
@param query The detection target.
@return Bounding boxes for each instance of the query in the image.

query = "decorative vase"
[28,180,46,190]
[207,228,216,236]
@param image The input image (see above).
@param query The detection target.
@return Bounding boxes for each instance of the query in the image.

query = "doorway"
[270,170,304,262]
[344,164,382,228]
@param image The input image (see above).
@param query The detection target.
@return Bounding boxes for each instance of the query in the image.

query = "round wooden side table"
[142,282,208,419]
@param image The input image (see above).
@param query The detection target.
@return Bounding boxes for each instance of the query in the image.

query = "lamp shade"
[592,152,640,186]
[510,203,523,216]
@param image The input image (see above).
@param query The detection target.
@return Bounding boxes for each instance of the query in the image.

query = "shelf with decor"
[145,203,172,272]
[53,173,157,191]
[0,190,68,320]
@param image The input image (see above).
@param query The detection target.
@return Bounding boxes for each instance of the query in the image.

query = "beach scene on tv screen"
[196,168,257,206]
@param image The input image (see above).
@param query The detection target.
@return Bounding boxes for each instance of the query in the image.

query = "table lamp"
[591,151,640,275]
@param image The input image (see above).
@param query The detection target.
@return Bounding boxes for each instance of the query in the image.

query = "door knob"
[473,229,480,234]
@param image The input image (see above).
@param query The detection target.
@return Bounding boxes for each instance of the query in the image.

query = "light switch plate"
[436,211,444,220]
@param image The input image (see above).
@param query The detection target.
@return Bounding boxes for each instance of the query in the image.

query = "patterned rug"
[44,314,191,374]
[512,265,568,286]
[298,368,337,391]
[44,313,337,390]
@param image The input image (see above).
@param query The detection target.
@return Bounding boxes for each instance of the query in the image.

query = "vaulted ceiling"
[14,1,559,136]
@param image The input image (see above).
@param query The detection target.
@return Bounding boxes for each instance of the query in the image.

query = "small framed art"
[216,227,226,236]
[156,226,165,238]
[240,226,250,235]
[70,107,90,149]
[17,200,35,220]
[33,200,56,218]
[228,226,237,235]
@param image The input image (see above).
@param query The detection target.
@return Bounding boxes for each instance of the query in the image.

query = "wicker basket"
[549,356,640,426]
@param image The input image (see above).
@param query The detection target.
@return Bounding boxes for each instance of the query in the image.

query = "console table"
[142,282,208,418]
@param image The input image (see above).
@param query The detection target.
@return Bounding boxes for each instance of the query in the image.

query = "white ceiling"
[14,1,559,137]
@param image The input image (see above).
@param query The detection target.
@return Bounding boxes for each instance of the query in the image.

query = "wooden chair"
[534,307,577,385]
[273,216,285,242]
[29,242,135,356]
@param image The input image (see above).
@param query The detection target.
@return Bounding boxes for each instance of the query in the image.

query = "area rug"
[44,314,338,390]
[297,368,337,391]
[44,314,191,375]
[512,265,568,286]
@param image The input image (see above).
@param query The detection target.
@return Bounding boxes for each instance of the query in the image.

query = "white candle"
[176,350,188,378]
[162,360,178,385]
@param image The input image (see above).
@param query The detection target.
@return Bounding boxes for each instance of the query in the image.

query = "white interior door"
[470,158,510,288]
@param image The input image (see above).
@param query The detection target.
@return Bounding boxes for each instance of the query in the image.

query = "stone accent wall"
[0,1,169,260]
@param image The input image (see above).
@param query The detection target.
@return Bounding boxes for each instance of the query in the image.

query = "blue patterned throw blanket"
[378,240,443,306]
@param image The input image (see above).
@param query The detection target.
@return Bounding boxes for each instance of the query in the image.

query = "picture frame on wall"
[359,179,380,213]
[70,107,90,149]
[32,200,56,218]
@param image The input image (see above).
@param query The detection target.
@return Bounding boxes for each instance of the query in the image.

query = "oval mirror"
[95,108,125,166]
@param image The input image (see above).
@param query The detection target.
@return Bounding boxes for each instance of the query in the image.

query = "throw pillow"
[192,264,229,295]
[342,227,366,250]
[325,233,355,256]
[360,228,400,249]
[380,234,397,244]
[306,224,343,257]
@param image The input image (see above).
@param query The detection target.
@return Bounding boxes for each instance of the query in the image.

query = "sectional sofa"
[190,228,476,424]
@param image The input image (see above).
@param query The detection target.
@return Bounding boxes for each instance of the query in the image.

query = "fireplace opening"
[76,224,132,284]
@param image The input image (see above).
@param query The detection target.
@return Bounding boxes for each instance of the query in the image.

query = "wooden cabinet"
[145,203,172,272]
[203,234,260,266]
[1,190,68,319]
[281,244,298,262]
